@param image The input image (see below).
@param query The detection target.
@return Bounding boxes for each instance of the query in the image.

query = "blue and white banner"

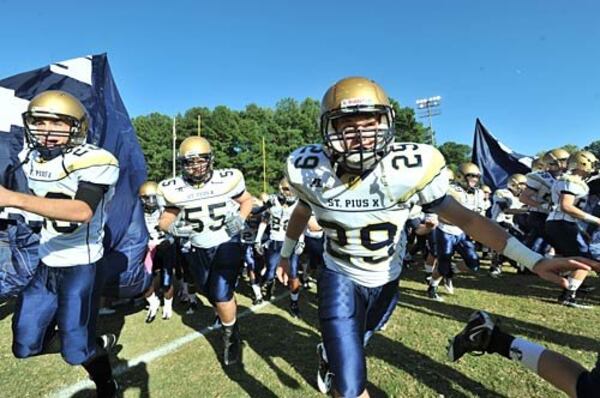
[471,118,533,191]
[0,54,149,298]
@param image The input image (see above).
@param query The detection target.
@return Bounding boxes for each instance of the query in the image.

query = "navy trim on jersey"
[74,182,109,212]
[231,190,244,200]
[525,185,539,192]
[422,194,448,212]
[560,190,576,196]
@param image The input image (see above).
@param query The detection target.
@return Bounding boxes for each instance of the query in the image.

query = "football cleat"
[252,297,263,305]
[316,343,333,394]
[96,333,118,352]
[427,286,444,302]
[447,310,495,362]
[443,278,454,294]
[263,281,275,302]
[185,298,199,315]
[489,266,502,278]
[558,290,592,309]
[223,323,242,366]
[289,300,300,318]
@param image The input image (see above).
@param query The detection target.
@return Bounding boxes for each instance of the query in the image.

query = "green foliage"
[390,98,429,143]
[584,140,600,158]
[536,144,580,158]
[438,141,472,170]
[133,97,424,194]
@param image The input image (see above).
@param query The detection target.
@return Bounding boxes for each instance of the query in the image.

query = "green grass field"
[0,262,598,398]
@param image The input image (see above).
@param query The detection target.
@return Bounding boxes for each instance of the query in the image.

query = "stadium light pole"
[416,95,442,146]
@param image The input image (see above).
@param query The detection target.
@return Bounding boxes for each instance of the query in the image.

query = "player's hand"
[276,257,291,286]
[532,257,598,288]
[254,242,264,256]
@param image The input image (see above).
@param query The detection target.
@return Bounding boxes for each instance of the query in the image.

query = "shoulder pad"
[65,145,118,173]
[386,143,447,204]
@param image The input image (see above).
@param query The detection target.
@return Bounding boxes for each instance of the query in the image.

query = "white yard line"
[49,293,287,398]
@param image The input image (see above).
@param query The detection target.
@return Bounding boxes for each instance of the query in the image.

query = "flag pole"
[172,117,177,178]
[262,136,267,193]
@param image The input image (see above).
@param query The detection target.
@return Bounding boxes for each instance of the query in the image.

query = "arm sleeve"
[74,182,109,212]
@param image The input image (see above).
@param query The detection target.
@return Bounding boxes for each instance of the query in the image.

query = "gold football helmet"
[481,184,492,195]
[543,148,570,175]
[456,162,481,189]
[567,151,598,175]
[320,76,395,172]
[446,168,455,182]
[531,157,546,172]
[178,136,213,183]
[139,181,159,211]
[507,174,527,195]
[22,90,89,157]
[278,177,297,204]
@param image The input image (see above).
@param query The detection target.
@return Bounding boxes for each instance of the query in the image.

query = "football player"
[255,177,303,317]
[489,173,528,276]
[545,150,599,308]
[427,162,487,300]
[520,150,569,256]
[275,77,597,398]
[0,91,119,397]
[242,197,266,304]
[139,181,177,322]
[157,136,252,365]
[301,214,324,289]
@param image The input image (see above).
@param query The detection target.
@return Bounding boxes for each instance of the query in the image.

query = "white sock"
[509,338,546,373]
[251,283,263,299]
[221,318,236,327]
[430,277,442,287]
[164,297,173,309]
[567,277,583,291]
[147,293,159,305]
[290,292,299,301]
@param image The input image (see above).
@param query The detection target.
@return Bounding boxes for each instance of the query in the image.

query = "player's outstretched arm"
[434,195,598,288]
[276,200,312,286]
[0,185,93,223]
[235,191,254,220]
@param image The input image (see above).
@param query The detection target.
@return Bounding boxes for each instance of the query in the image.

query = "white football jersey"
[491,188,523,225]
[25,144,119,267]
[265,195,297,242]
[547,175,589,223]
[144,209,165,243]
[525,171,555,213]
[157,169,245,249]
[286,143,449,287]
[438,184,486,235]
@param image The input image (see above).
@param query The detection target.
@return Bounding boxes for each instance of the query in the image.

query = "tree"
[132,113,174,182]
[437,141,472,170]
[585,140,600,158]
[389,98,428,143]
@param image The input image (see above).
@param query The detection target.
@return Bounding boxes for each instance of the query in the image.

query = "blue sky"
[1,0,598,154]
